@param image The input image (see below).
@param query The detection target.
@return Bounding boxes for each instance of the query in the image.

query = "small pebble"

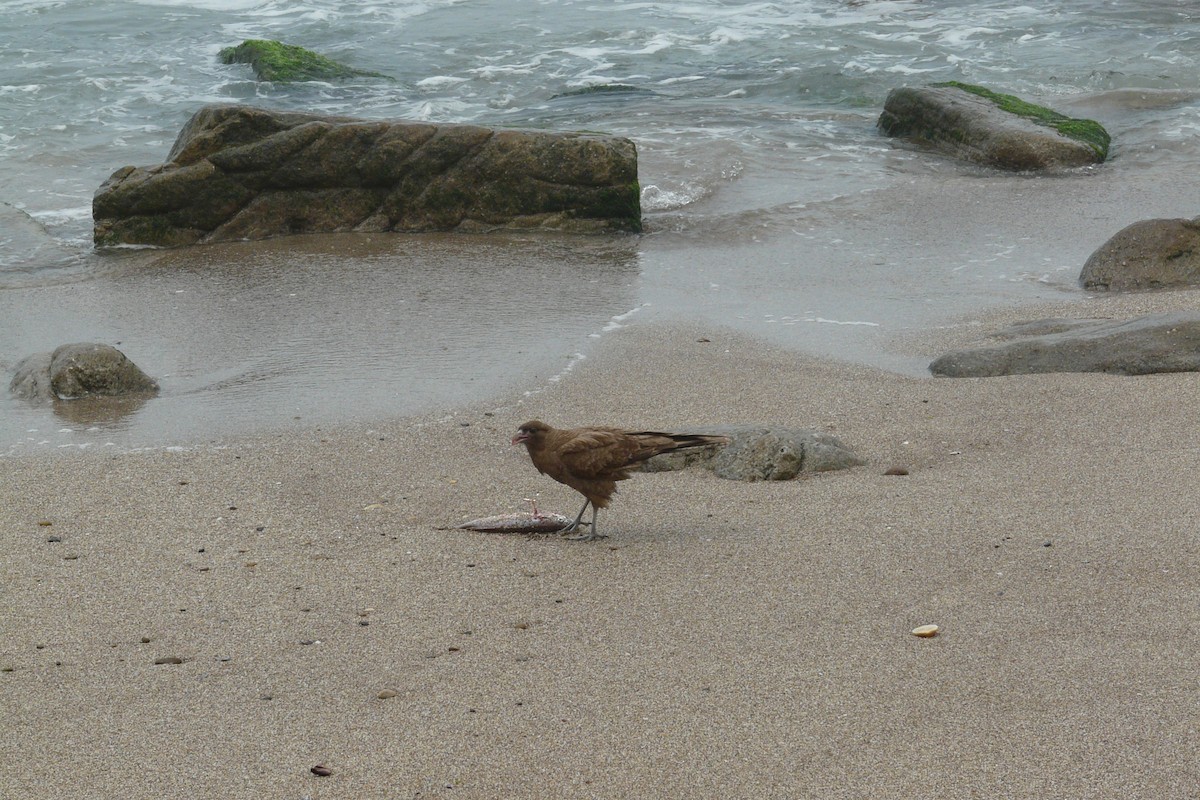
[63,554,79,561]
[37,520,52,527]
[377,689,398,699]
[310,765,332,777]
[140,636,151,644]
[154,656,184,665]
[911,624,939,638]
[46,536,62,543]
[884,466,910,476]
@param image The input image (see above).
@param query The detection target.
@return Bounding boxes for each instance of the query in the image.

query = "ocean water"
[2,0,1199,451]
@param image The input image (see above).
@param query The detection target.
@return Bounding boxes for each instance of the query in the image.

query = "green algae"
[218,39,392,83]
[933,80,1110,160]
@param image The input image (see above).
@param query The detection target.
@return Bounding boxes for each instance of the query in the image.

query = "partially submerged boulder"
[929,312,1200,377]
[10,343,158,401]
[644,426,864,481]
[93,104,641,246]
[1080,217,1200,291]
[219,39,391,82]
[878,82,1109,171]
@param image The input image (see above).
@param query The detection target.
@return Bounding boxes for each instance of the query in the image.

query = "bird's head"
[512,420,550,447]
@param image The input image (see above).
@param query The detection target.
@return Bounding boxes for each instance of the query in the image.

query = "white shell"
[911,624,939,638]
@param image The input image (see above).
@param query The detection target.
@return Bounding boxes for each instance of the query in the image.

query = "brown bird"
[511,420,730,541]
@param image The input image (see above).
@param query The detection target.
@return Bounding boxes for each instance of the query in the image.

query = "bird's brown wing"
[553,427,643,480]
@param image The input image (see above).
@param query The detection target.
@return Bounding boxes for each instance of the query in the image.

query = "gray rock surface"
[10,343,159,400]
[644,426,864,481]
[1080,217,1200,291]
[878,84,1107,171]
[930,312,1200,377]
[93,104,641,247]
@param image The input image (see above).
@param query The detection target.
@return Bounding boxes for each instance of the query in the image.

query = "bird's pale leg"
[558,499,591,535]
[565,503,606,541]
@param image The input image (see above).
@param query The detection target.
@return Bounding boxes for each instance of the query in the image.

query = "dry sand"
[4,291,1200,798]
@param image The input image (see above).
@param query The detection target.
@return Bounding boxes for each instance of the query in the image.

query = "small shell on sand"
[911,624,939,638]
[454,511,573,534]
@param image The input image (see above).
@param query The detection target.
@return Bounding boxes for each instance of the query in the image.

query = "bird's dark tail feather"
[631,431,731,460]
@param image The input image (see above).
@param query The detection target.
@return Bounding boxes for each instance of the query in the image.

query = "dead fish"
[454,511,575,533]
[451,498,577,534]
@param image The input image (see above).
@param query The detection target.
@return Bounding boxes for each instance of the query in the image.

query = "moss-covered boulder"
[93,104,641,246]
[878,82,1110,171]
[218,39,391,82]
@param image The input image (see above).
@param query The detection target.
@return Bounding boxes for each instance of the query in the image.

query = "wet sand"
[4,286,1200,797]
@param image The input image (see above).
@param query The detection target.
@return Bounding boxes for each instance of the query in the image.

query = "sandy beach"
[4,285,1200,799]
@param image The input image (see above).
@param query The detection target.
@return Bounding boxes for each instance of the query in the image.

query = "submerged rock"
[878,82,1109,171]
[218,39,391,82]
[930,312,1200,377]
[1080,216,1200,291]
[10,343,158,400]
[93,104,642,247]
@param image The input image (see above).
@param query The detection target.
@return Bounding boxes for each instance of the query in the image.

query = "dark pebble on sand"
[154,656,183,665]
[884,466,910,476]
[311,765,333,777]
[46,536,62,543]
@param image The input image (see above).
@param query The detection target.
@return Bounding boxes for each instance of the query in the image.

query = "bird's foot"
[555,521,605,541]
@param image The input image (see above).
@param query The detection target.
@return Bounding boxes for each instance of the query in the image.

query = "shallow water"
[2,0,1199,451]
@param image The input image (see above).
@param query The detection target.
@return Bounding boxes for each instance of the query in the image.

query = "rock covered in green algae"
[218,39,392,83]
[878,82,1110,171]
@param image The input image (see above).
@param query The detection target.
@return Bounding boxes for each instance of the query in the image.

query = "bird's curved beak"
[511,431,530,445]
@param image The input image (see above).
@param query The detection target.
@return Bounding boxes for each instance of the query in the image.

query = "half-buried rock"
[1080,216,1200,291]
[93,104,642,247]
[929,313,1200,377]
[643,425,865,481]
[10,343,158,401]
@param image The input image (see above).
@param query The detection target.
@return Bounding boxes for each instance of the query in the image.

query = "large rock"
[93,104,641,247]
[10,343,158,400]
[878,82,1109,171]
[644,426,865,481]
[929,313,1200,377]
[1080,217,1200,291]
